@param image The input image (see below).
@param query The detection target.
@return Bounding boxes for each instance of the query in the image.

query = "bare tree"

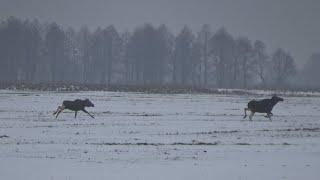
[174,26,194,85]
[76,26,92,83]
[157,24,174,84]
[190,41,202,85]
[0,17,24,82]
[301,53,320,87]
[45,22,67,82]
[128,24,171,85]
[271,48,296,86]
[210,28,235,88]
[197,24,212,85]
[121,30,132,83]
[102,25,121,85]
[253,40,269,87]
[235,37,253,88]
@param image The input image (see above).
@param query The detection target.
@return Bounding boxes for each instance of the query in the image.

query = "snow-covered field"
[0,90,320,180]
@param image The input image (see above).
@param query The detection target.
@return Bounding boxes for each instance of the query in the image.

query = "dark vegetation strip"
[89,142,293,146]
[1,82,320,96]
[163,130,241,136]
[0,135,9,138]
[260,127,320,132]
[3,140,293,146]
[0,82,233,94]
[89,142,219,146]
[163,127,320,136]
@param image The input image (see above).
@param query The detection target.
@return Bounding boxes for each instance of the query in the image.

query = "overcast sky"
[0,0,319,67]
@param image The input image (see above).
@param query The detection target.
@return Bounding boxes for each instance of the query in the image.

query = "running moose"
[53,99,95,118]
[243,96,284,121]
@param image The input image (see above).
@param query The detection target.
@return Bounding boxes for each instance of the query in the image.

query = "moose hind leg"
[249,111,255,121]
[53,106,62,115]
[243,108,249,119]
[55,106,65,118]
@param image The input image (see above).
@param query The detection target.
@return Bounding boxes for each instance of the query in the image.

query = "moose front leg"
[243,108,249,119]
[75,111,78,118]
[249,111,255,121]
[266,113,272,121]
[82,109,94,118]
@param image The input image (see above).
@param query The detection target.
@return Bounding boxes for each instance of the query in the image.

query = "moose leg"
[243,108,249,119]
[249,111,255,121]
[55,105,65,118]
[53,106,62,115]
[267,113,272,121]
[75,111,78,118]
[82,109,94,118]
[265,112,273,118]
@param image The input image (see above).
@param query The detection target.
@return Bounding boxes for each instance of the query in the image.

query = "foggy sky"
[0,0,319,67]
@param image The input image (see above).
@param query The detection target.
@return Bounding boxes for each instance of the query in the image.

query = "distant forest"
[0,17,319,89]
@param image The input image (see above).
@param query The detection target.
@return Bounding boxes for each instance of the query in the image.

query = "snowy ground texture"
[0,90,320,180]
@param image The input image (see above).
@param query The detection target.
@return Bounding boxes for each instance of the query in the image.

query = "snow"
[0,90,320,180]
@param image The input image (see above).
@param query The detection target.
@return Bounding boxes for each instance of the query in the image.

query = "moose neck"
[270,100,279,107]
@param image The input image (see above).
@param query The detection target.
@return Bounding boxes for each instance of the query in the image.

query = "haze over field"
[1,0,320,66]
[1,0,320,90]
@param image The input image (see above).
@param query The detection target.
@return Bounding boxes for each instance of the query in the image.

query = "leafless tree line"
[1,17,318,89]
